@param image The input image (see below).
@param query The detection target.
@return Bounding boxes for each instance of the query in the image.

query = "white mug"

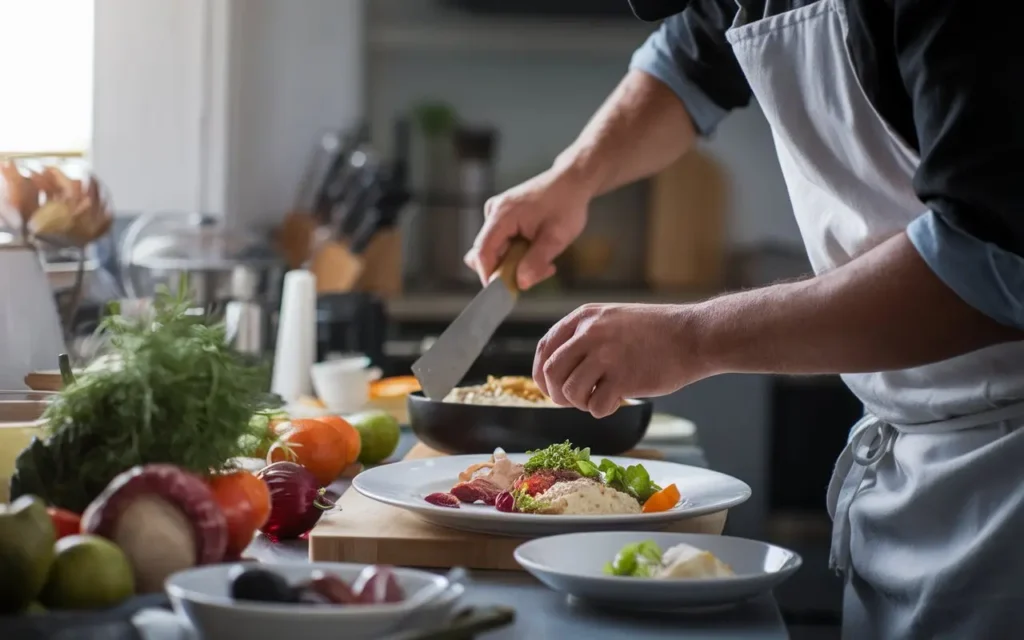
[310,354,382,414]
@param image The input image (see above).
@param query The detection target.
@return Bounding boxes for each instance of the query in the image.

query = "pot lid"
[127,212,279,271]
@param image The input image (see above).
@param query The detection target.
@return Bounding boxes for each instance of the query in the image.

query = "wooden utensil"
[411,239,529,400]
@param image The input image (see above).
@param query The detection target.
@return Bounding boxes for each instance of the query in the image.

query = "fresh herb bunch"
[10,286,274,512]
[523,441,594,474]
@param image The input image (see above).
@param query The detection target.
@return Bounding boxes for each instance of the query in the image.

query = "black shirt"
[628,0,1024,263]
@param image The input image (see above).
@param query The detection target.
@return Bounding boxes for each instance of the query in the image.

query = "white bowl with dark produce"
[353,442,751,536]
[514,531,802,611]
[166,562,463,640]
[408,376,653,455]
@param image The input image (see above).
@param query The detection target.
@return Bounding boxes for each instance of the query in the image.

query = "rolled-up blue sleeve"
[628,1,751,137]
[908,212,1024,329]
[895,0,1024,330]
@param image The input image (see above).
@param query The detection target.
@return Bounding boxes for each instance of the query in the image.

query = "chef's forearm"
[692,233,1024,376]
[553,70,696,198]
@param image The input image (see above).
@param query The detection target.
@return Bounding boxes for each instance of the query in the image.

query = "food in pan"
[442,375,631,409]
[422,441,682,516]
[443,376,558,407]
[604,540,735,579]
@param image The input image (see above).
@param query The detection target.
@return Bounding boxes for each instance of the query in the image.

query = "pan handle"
[492,237,529,294]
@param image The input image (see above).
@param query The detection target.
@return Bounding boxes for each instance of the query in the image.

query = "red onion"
[256,462,336,540]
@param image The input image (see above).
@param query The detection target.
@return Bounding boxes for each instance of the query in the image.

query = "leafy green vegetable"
[511,486,551,513]
[524,441,592,473]
[598,459,661,504]
[576,459,600,478]
[604,540,663,577]
[9,285,270,513]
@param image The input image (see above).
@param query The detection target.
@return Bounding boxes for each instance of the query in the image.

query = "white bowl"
[514,532,802,611]
[166,562,462,640]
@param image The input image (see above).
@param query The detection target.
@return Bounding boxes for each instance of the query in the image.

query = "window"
[0,0,94,155]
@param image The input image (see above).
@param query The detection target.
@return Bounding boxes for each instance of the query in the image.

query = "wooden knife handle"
[493,237,529,293]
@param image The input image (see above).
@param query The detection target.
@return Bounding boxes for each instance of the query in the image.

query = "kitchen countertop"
[244,428,789,639]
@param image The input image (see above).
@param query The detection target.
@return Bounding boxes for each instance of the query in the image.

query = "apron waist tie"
[826,401,1024,575]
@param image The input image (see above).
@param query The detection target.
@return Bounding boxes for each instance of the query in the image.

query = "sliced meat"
[486,455,525,491]
[450,478,503,505]
[424,492,461,508]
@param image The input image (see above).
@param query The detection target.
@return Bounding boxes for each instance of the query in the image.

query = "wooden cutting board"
[307,443,729,570]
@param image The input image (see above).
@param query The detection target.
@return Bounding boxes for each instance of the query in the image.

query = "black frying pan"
[407,391,653,455]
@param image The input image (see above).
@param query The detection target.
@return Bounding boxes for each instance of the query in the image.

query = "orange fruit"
[208,470,272,557]
[267,419,348,485]
[315,415,361,467]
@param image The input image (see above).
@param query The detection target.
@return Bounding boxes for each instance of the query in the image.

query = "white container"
[310,354,383,414]
[271,270,317,403]
[165,562,462,640]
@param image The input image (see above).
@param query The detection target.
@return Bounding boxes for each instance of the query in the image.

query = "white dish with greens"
[352,443,751,536]
[514,531,802,610]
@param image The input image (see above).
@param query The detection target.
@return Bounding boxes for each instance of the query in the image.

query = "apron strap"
[828,417,894,574]
[827,399,1024,575]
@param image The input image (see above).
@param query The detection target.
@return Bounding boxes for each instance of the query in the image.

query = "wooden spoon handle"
[493,238,530,293]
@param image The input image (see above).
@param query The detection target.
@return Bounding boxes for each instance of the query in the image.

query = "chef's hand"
[534,303,708,418]
[464,167,590,290]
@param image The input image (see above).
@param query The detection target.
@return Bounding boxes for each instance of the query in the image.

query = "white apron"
[724,1,1024,637]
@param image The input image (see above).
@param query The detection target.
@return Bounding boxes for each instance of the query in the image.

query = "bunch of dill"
[10,287,271,512]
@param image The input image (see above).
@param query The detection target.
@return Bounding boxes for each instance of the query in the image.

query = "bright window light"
[0,0,94,155]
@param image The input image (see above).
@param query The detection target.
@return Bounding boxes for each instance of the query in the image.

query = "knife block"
[310,229,403,298]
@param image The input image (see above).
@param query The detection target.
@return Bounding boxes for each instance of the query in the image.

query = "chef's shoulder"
[629,0,757,136]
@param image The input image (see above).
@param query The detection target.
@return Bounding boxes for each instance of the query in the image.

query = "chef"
[464,0,1024,637]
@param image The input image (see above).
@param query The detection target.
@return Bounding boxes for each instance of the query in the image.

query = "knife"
[412,238,530,400]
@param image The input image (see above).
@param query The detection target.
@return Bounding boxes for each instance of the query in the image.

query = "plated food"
[604,539,735,579]
[167,562,464,640]
[514,532,803,611]
[353,450,751,536]
[228,564,404,606]
[423,441,680,516]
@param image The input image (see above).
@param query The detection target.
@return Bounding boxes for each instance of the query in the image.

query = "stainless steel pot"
[118,212,284,313]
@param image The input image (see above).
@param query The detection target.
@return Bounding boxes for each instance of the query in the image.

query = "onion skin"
[256,462,336,540]
[81,464,228,565]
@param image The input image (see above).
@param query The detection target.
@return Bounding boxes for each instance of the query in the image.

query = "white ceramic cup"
[310,355,383,414]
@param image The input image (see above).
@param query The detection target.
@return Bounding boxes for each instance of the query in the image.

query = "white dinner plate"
[515,532,802,611]
[352,454,751,536]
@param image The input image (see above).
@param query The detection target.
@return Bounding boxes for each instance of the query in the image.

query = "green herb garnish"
[598,459,661,503]
[9,284,271,513]
[604,540,663,577]
[523,441,592,473]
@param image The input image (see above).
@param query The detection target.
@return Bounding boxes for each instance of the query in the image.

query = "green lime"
[40,534,134,610]
[350,411,401,464]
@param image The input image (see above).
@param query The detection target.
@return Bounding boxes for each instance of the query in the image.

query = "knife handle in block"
[493,238,529,294]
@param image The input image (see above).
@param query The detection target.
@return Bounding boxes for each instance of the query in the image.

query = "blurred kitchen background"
[2,0,857,628]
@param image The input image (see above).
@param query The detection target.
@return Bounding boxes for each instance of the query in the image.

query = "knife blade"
[412,239,530,400]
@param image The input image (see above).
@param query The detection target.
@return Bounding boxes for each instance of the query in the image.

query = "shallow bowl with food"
[514,531,802,611]
[165,562,462,640]
[352,453,751,537]
[408,390,653,455]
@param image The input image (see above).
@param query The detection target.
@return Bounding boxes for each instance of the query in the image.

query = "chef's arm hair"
[689,232,1024,376]
[552,70,696,198]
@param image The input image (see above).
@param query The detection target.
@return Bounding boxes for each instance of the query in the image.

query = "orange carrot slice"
[642,483,681,513]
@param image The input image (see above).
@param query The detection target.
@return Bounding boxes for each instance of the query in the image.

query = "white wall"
[91,0,366,226]
[91,0,209,214]
[230,0,365,227]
